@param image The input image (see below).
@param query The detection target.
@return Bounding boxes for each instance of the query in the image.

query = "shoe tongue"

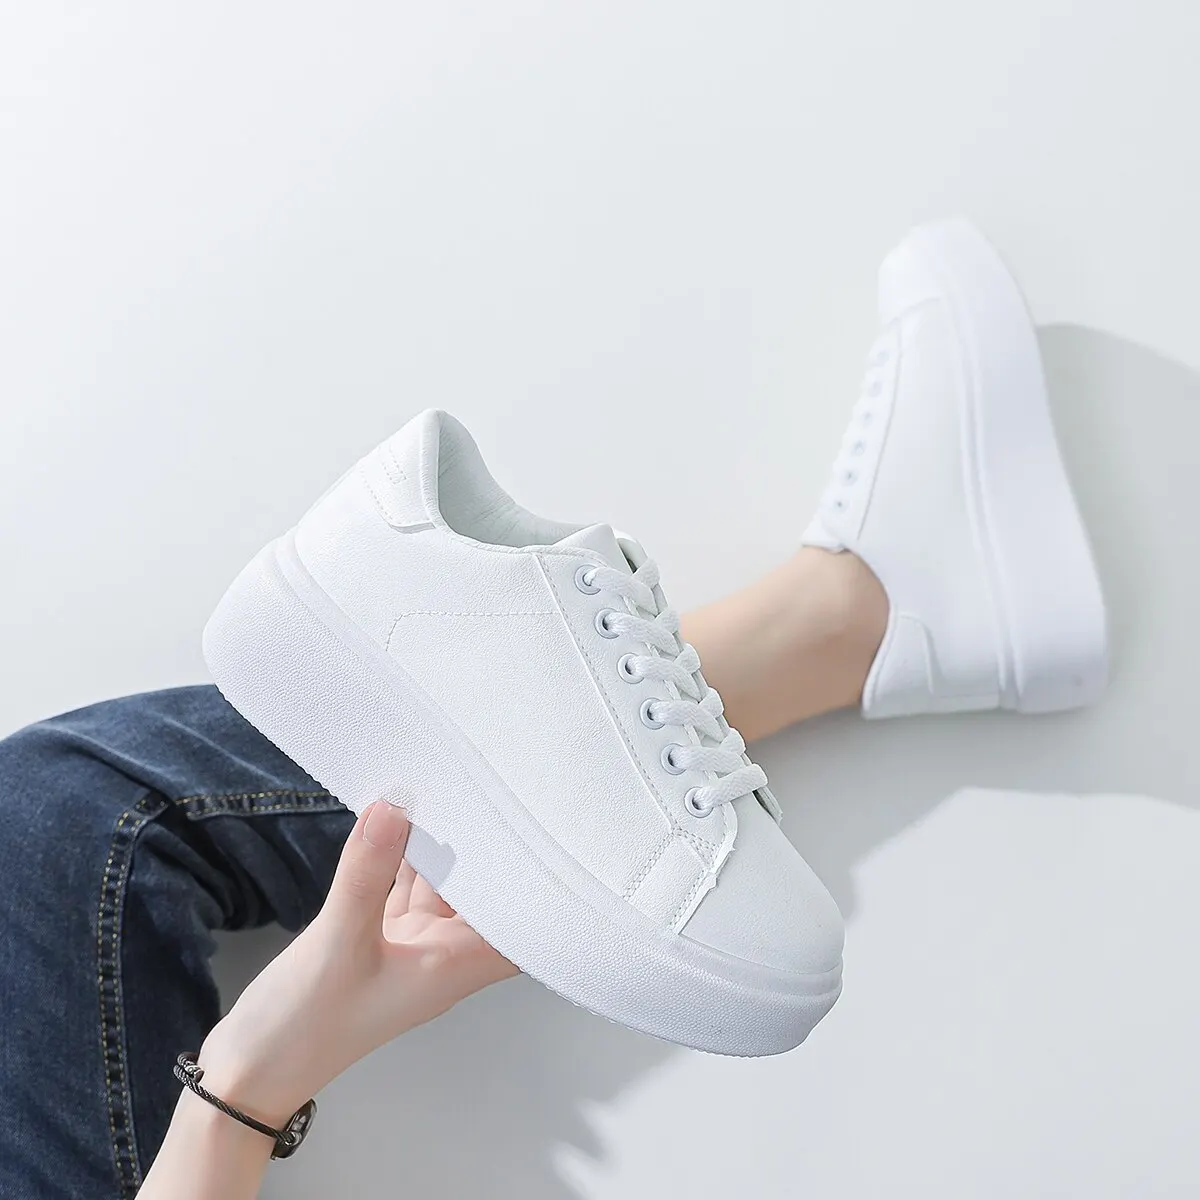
[554,523,632,574]
[800,514,846,553]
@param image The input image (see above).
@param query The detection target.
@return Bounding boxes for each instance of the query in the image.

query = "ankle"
[682,548,890,741]
[794,547,889,658]
[767,548,887,717]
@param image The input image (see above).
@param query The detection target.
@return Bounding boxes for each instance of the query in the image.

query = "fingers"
[437,916,521,987]
[384,862,452,920]
[410,872,454,917]
[320,801,411,939]
[385,862,418,920]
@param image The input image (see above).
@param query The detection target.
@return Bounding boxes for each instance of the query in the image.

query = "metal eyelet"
[684,787,713,818]
[574,565,600,595]
[617,654,642,683]
[640,698,664,729]
[594,609,619,638]
[661,743,686,775]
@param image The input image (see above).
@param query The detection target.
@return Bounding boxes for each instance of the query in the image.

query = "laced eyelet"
[850,440,866,457]
[617,654,642,683]
[842,468,858,485]
[574,565,600,595]
[661,743,687,775]
[831,497,847,512]
[594,609,619,639]
[639,698,664,729]
[684,787,713,818]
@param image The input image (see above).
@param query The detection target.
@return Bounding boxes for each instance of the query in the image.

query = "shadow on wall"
[216,323,1200,1199]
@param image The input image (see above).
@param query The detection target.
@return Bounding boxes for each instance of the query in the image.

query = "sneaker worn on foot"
[205,410,844,1055]
[803,218,1108,718]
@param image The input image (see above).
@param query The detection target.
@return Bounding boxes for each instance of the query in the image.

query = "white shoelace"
[584,559,767,815]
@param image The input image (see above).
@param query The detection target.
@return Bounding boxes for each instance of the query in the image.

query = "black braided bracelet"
[173,1052,317,1160]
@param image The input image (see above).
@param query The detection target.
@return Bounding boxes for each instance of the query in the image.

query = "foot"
[802,218,1108,718]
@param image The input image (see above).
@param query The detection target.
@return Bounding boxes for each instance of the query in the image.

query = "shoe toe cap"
[877,236,944,324]
[681,798,844,977]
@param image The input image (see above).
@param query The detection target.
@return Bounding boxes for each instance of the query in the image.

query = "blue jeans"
[0,686,356,1198]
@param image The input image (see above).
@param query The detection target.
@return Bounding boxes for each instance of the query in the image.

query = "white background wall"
[3,4,1199,1197]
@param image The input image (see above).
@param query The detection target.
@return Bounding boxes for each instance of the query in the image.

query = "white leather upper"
[294,409,842,971]
[803,246,1005,718]
[685,794,844,975]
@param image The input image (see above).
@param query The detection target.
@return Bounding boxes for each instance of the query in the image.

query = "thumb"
[320,800,411,938]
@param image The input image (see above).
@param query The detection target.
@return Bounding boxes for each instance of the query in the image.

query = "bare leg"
[682,548,888,742]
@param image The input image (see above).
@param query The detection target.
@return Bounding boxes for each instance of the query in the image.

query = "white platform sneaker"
[803,219,1108,718]
[205,409,844,1055]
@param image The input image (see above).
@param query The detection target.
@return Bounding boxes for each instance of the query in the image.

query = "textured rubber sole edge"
[909,219,1109,714]
[202,533,842,1056]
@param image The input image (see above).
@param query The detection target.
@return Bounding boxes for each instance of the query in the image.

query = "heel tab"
[365,409,490,530]
[863,611,937,718]
[386,407,445,467]
[360,410,444,528]
[388,408,481,483]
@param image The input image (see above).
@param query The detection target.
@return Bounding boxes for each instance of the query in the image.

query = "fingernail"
[363,800,408,849]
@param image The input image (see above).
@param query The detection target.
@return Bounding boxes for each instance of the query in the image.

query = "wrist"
[142,1086,275,1197]
[195,1031,312,1130]
[174,1085,278,1154]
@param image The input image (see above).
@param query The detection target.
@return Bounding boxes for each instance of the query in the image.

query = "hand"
[196,800,517,1125]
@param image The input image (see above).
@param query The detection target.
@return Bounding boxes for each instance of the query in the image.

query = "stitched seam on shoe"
[382,443,407,485]
[668,864,712,932]
[622,833,676,899]
[855,324,906,536]
[358,462,399,526]
[97,790,165,1196]
[539,557,678,830]
[538,556,721,855]
[384,611,556,653]
[677,828,720,862]
[390,611,555,617]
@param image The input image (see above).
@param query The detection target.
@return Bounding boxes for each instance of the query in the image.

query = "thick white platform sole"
[908,219,1108,714]
[203,533,842,1056]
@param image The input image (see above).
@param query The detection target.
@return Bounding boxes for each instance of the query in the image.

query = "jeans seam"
[97,789,165,1197]
[172,789,341,819]
[97,785,340,1195]
[174,788,330,804]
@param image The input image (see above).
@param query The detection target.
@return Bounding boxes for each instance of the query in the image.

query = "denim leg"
[0,685,355,1199]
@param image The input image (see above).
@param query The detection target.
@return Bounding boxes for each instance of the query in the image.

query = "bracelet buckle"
[272,1099,318,1159]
